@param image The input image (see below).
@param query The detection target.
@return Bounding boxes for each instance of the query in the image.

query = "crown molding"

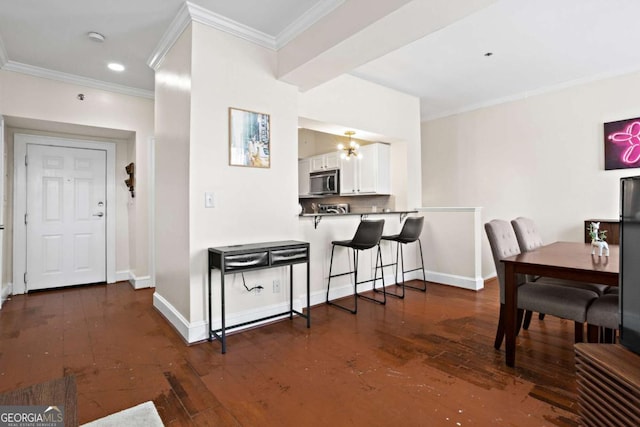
[148,0,345,70]
[148,1,279,71]
[2,61,154,99]
[422,65,640,122]
[187,2,276,49]
[275,0,346,49]
[147,2,192,70]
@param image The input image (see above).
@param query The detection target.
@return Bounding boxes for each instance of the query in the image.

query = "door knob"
[93,212,104,217]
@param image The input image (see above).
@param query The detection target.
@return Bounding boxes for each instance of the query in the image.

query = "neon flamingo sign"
[605,117,640,170]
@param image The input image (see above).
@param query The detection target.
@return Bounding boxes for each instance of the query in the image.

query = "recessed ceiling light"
[108,63,125,72]
[87,32,105,42]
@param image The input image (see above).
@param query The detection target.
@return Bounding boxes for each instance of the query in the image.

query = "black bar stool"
[379,216,426,298]
[326,220,386,314]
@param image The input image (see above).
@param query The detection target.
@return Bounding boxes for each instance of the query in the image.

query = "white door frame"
[13,134,116,293]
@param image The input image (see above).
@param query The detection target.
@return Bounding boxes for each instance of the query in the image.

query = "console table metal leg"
[307,259,311,328]
[208,260,213,342]
[221,272,226,354]
[289,265,294,320]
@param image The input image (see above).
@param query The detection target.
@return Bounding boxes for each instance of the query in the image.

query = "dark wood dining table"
[501,241,619,367]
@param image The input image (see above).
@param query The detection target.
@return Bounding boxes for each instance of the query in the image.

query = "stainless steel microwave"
[309,169,340,195]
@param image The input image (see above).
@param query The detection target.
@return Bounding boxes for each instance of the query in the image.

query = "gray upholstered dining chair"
[586,294,619,343]
[485,219,599,349]
[511,217,610,328]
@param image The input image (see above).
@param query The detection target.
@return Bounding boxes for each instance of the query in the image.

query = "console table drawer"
[224,252,269,271]
[271,247,308,265]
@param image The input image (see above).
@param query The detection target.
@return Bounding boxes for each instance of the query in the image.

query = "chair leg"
[376,241,404,298]
[326,245,358,314]
[587,324,599,343]
[496,305,527,349]
[575,322,584,343]
[360,245,386,305]
[405,240,427,292]
[538,313,546,320]
[495,304,506,350]
[523,310,533,330]
[603,328,614,343]
[516,309,524,336]
[325,245,336,303]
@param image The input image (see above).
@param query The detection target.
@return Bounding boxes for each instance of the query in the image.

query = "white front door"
[26,144,107,291]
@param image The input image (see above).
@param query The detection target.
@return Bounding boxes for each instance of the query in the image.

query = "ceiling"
[2,0,640,121]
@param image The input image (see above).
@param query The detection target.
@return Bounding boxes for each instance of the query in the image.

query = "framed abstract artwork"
[604,117,640,170]
[229,107,270,168]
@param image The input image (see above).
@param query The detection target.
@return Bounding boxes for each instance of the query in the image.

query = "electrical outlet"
[273,279,281,293]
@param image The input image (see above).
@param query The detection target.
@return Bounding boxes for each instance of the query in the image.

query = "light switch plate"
[205,192,215,208]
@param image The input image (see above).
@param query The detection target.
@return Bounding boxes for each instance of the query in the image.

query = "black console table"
[208,240,310,353]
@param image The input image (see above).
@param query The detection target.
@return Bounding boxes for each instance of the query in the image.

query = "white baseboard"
[153,292,206,343]
[153,291,307,344]
[319,268,483,304]
[319,273,392,306]
[153,269,482,344]
[425,271,484,290]
[115,270,130,282]
[129,272,153,289]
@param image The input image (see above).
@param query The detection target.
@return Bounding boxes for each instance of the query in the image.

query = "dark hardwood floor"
[0,280,582,426]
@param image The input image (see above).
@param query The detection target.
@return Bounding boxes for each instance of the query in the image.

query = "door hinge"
[25,155,28,166]
[23,272,27,284]
[24,213,28,225]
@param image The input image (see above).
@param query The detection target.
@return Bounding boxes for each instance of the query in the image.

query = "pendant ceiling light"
[337,131,362,160]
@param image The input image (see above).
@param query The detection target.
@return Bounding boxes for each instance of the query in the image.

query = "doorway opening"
[13,134,116,293]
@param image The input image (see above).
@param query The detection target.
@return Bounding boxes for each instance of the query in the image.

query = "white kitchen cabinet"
[310,152,340,172]
[340,143,390,195]
[298,158,311,196]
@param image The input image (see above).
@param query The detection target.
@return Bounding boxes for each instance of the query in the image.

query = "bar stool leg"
[326,245,358,314]
[368,244,388,305]
[326,245,336,304]
[377,240,405,299]
[352,248,359,313]
[404,240,427,292]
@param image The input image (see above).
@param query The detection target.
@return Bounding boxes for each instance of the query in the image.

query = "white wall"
[0,70,154,291]
[154,25,193,320]
[421,70,640,278]
[188,22,300,328]
[152,22,301,341]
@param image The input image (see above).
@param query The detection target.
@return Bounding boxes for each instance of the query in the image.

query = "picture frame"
[604,116,640,170]
[229,107,271,168]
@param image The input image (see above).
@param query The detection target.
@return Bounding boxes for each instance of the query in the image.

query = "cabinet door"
[324,152,341,170]
[373,143,390,194]
[310,155,325,172]
[358,144,378,193]
[340,158,357,194]
[298,159,310,195]
[356,143,391,194]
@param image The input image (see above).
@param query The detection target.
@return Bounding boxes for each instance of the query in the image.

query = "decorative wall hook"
[125,162,135,197]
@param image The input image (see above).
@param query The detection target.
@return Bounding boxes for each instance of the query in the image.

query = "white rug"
[81,401,164,427]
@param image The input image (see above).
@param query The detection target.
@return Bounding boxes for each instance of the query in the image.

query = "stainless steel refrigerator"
[620,176,640,354]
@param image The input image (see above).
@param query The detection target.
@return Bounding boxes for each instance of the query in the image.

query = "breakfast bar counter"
[300,210,418,228]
